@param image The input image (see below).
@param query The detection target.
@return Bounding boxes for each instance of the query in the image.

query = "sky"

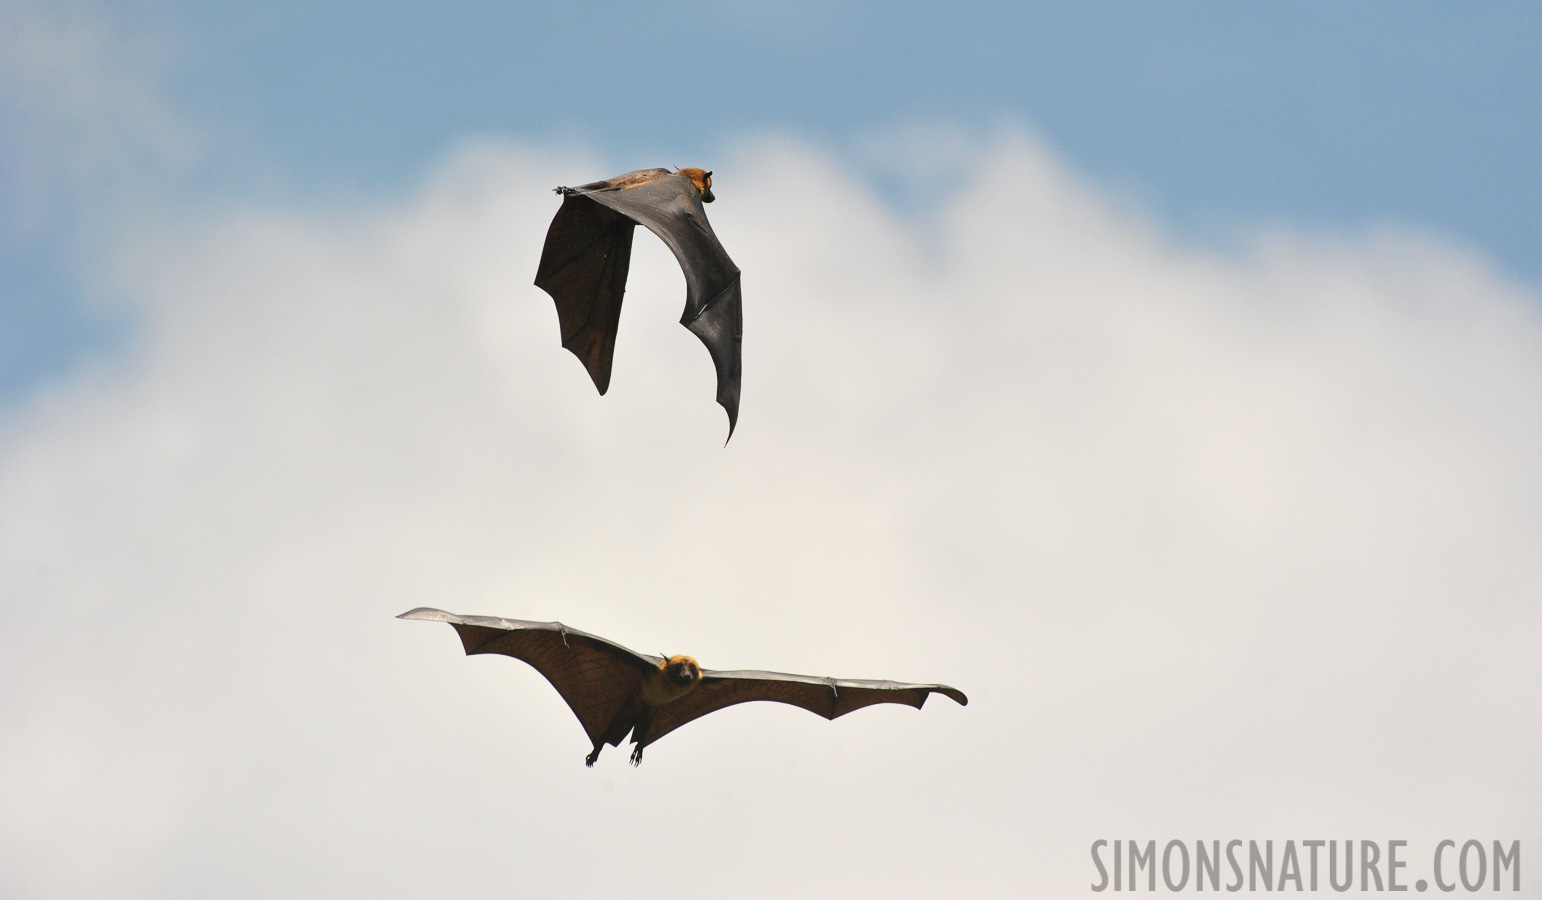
[1,2,1539,897]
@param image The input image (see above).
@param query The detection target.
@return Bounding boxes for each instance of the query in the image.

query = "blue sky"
[179,1,1539,243]
[2,4,1540,897]
[3,2,1539,402]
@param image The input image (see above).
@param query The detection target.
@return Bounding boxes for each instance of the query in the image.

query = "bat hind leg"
[585,743,603,767]
[626,709,655,766]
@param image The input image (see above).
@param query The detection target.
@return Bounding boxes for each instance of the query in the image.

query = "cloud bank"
[1,123,1539,896]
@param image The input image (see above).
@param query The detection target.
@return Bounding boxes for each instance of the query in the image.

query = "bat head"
[660,654,703,687]
[678,167,714,203]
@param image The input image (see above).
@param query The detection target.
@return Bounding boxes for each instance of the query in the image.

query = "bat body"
[535,167,743,438]
[400,608,967,766]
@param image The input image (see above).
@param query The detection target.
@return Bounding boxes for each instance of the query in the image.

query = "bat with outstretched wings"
[400,608,967,766]
[534,167,743,439]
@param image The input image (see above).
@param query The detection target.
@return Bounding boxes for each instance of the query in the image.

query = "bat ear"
[704,171,712,178]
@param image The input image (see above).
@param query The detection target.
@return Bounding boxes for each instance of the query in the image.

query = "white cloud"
[1,128,1539,897]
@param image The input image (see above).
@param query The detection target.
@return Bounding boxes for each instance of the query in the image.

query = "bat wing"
[399,608,661,749]
[582,174,743,437]
[640,668,968,750]
[534,194,638,394]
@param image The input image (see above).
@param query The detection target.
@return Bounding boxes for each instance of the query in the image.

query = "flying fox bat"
[534,167,743,439]
[400,608,967,766]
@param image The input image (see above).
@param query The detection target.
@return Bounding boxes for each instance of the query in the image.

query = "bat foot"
[628,745,644,766]
[585,747,601,767]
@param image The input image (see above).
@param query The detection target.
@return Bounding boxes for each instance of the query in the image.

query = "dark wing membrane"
[534,195,637,394]
[641,669,967,749]
[399,608,661,747]
[584,175,743,435]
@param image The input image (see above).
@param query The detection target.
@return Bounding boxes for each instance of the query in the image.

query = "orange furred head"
[660,654,703,687]
[678,168,715,203]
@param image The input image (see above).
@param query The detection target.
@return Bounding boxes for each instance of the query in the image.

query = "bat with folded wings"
[535,167,743,439]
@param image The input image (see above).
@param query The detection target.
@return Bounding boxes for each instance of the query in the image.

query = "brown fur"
[572,167,714,203]
[676,168,713,201]
[600,168,670,190]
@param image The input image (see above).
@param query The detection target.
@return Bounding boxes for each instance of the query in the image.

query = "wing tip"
[718,379,739,443]
[937,686,968,706]
[398,607,455,622]
[556,342,610,395]
[554,336,613,396]
[587,362,611,395]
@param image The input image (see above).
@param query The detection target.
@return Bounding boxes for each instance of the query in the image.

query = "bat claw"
[629,745,644,766]
[585,747,600,767]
